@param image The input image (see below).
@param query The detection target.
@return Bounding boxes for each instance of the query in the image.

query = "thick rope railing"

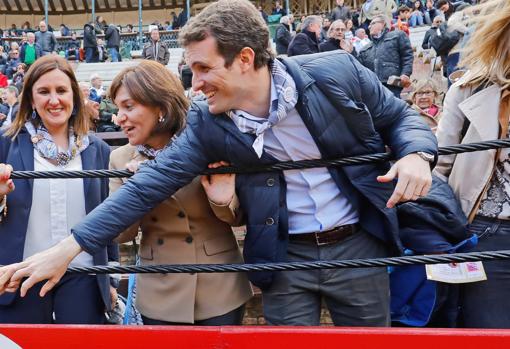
[9,139,510,179]
[65,250,510,274]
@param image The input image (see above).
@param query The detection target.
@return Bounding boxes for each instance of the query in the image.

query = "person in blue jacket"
[0,55,118,324]
[0,0,437,327]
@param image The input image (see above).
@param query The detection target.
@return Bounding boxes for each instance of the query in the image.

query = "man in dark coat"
[330,0,352,21]
[105,24,121,62]
[83,22,100,63]
[4,0,437,329]
[287,15,321,56]
[357,15,413,98]
[274,15,292,55]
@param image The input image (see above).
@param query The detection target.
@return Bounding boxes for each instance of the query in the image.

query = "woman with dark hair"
[409,0,425,27]
[0,55,117,324]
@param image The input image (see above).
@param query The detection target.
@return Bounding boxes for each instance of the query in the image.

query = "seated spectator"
[410,79,441,133]
[97,38,108,62]
[344,18,355,41]
[3,49,20,79]
[89,73,106,103]
[97,95,120,132]
[12,63,26,88]
[20,32,42,68]
[320,17,331,43]
[409,0,425,27]
[0,47,6,73]
[164,20,172,31]
[436,0,454,21]
[20,21,32,33]
[65,32,81,61]
[258,5,269,23]
[424,0,438,25]
[0,86,19,131]
[352,27,371,52]
[79,82,100,129]
[319,19,355,55]
[287,15,322,56]
[392,5,411,36]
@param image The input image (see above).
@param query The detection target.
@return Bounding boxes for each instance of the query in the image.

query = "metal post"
[92,0,95,24]
[44,0,48,25]
[138,0,143,46]
[186,0,190,20]
[285,0,290,14]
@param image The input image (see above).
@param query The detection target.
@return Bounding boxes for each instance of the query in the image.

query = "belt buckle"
[314,232,330,246]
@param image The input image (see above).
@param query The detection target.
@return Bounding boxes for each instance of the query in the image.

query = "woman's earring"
[31,110,37,120]
[158,114,164,123]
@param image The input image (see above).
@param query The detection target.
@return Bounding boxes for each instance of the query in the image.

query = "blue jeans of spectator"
[424,11,432,25]
[85,47,98,63]
[458,216,510,328]
[262,229,390,326]
[108,47,120,62]
[410,13,424,27]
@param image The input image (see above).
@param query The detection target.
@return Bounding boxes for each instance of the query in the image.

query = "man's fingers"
[386,176,409,208]
[377,165,398,183]
[39,279,58,298]
[0,266,17,292]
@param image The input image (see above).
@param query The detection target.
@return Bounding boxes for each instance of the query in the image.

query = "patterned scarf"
[25,121,89,167]
[229,59,298,158]
[136,136,176,160]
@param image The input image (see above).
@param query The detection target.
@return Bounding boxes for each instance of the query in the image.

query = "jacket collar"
[459,84,501,141]
[80,135,96,195]
[278,57,315,96]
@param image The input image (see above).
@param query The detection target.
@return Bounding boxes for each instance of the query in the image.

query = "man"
[274,15,293,55]
[352,27,371,52]
[142,28,170,65]
[287,15,321,56]
[19,32,42,67]
[105,24,121,62]
[0,86,19,130]
[2,0,436,327]
[422,16,443,49]
[35,21,57,55]
[272,0,285,16]
[319,20,354,54]
[358,15,413,98]
[330,0,351,21]
[320,17,331,43]
[65,32,81,61]
[89,74,105,103]
[2,49,20,79]
[83,22,100,63]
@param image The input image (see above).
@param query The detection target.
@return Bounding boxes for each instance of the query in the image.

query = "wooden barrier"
[1,325,510,349]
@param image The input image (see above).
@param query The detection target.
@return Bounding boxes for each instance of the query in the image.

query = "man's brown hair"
[178,0,273,69]
[109,60,189,137]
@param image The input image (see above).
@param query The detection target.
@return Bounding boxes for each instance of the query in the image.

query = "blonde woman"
[434,0,510,328]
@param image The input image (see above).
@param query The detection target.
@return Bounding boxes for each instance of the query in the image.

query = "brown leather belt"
[289,223,359,246]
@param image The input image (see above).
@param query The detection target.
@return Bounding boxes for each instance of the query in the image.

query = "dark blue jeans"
[0,274,105,324]
[85,47,99,63]
[458,216,510,328]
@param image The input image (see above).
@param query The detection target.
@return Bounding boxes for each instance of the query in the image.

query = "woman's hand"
[201,161,235,206]
[0,163,15,196]
[0,235,83,297]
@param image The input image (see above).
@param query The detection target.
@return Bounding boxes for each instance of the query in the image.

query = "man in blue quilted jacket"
[0,0,437,327]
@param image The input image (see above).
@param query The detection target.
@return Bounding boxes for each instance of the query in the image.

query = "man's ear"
[238,47,256,72]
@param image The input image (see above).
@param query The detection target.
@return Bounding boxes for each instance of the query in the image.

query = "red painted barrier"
[1,325,510,349]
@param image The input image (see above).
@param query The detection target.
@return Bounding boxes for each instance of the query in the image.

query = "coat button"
[178,211,186,218]
[266,178,275,187]
[185,235,193,244]
[157,238,164,245]
[265,217,275,225]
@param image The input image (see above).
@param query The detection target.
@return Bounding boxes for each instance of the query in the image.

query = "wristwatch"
[415,151,435,163]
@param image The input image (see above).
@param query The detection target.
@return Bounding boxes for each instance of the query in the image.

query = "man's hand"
[0,235,83,297]
[377,153,432,208]
[400,74,412,88]
[201,161,235,206]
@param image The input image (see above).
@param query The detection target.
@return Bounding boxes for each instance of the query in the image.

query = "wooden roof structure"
[0,0,190,15]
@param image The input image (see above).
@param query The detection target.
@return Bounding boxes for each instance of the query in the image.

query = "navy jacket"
[71,51,437,289]
[0,130,117,308]
[287,29,320,57]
